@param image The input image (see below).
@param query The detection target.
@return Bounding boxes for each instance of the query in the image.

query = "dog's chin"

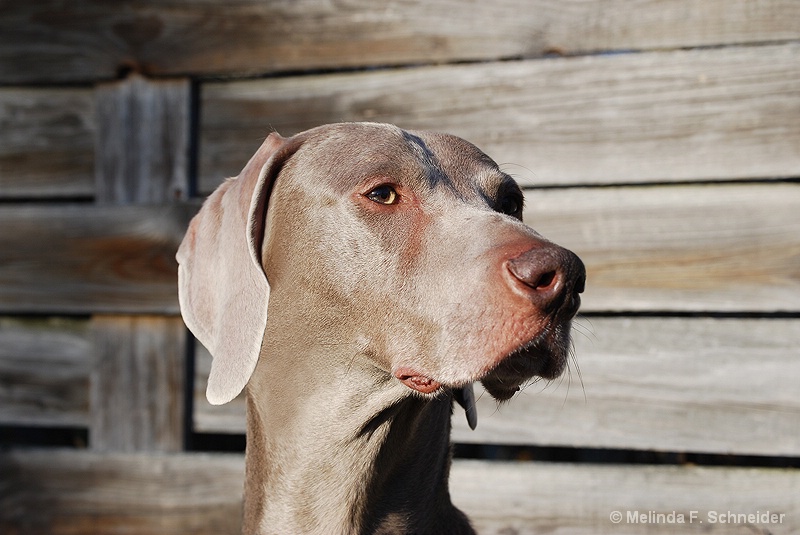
[480,324,572,402]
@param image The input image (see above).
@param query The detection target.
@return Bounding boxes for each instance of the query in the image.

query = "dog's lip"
[480,325,570,401]
[394,368,442,394]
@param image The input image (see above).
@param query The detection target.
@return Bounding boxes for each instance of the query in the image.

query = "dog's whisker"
[567,341,587,403]
[498,162,537,183]
[573,316,597,343]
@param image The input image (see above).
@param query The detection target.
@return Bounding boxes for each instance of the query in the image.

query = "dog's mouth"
[480,270,583,402]
[394,317,576,402]
[480,320,574,401]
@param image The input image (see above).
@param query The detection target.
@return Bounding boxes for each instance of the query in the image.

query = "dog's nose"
[506,244,586,315]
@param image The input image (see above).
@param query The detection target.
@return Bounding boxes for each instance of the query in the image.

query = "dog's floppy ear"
[176,132,300,405]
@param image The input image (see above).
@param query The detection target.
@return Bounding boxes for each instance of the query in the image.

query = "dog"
[177,122,585,534]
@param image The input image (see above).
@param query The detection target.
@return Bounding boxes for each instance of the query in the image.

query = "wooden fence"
[1,1,799,533]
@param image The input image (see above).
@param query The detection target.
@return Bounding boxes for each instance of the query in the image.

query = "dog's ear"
[177,132,301,405]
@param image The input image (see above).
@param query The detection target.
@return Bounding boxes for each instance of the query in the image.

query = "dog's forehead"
[289,123,509,195]
[405,130,506,190]
[406,130,497,172]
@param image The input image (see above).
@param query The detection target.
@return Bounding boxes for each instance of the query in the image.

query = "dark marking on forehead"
[401,131,452,188]
[403,129,517,208]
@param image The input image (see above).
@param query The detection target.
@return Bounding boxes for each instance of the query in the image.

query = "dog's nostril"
[533,270,557,291]
[507,244,585,313]
[506,254,563,300]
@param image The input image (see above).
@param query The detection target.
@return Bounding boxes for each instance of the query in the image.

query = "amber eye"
[366,185,399,205]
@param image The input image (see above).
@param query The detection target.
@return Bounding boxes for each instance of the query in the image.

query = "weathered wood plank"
[95,75,191,205]
[0,88,94,199]
[0,450,243,535]
[194,317,800,457]
[1,451,798,534]
[199,44,800,189]
[0,203,196,314]
[1,1,798,83]
[525,183,800,313]
[90,316,186,452]
[1,184,795,315]
[450,461,800,534]
[91,74,192,456]
[451,318,800,457]
[0,317,91,428]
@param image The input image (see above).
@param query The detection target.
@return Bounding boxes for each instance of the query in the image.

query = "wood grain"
[0,203,196,315]
[90,316,186,452]
[91,74,192,454]
[0,317,91,428]
[0,450,243,535]
[450,460,800,534]
[4,45,796,197]
[1,5,796,532]
[194,317,800,457]
[0,88,94,199]
[95,75,191,205]
[1,450,797,534]
[450,318,800,457]
[0,183,795,315]
[1,1,797,83]
[199,44,800,190]
[524,183,800,313]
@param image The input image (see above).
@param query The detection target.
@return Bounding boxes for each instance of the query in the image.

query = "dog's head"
[177,123,585,408]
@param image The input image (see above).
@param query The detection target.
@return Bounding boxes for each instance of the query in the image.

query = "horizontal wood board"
[0,317,90,428]
[194,317,800,457]
[0,203,196,314]
[1,1,798,83]
[0,87,95,199]
[200,44,800,189]
[1,450,798,534]
[0,185,795,316]
[450,460,800,534]
[450,317,800,456]
[525,182,800,312]
[3,45,797,199]
[0,450,244,535]
[6,315,795,457]
[9,316,794,457]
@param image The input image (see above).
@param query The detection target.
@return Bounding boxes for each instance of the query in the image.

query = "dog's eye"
[366,185,399,205]
[497,194,523,217]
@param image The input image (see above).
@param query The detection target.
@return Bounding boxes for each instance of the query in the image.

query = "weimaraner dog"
[177,122,585,534]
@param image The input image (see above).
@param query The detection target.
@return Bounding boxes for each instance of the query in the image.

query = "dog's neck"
[242,346,474,534]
